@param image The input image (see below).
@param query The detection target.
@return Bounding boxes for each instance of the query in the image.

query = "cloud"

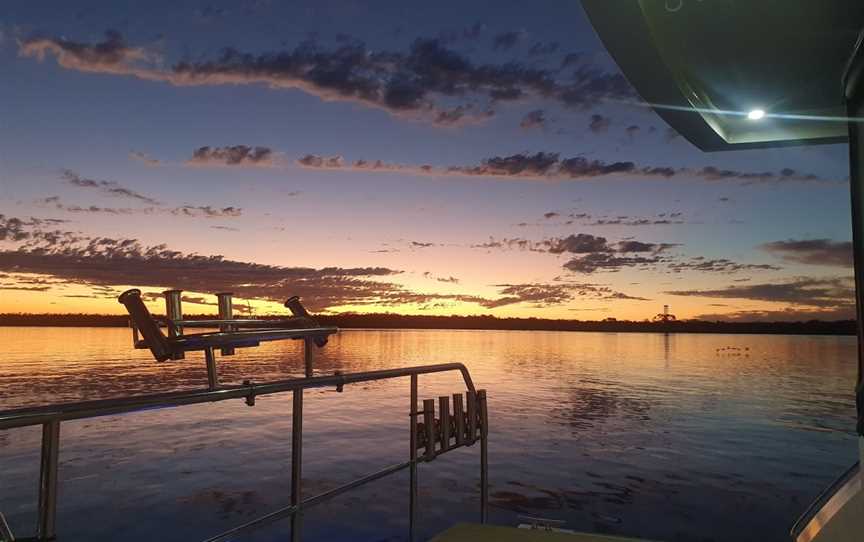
[666,277,854,309]
[588,114,611,133]
[625,124,640,140]
[694,307,855,322]
[438,22,486,43]
[433,105,495,127]
[0,285,51,291]
[37,196,241,219]
[471,233,666,274]
[129,151,161,166]
[562,252,663,274]
[0,215,30,241]
[21,31,636,124]
[4,215,641,312]
[422,271,459,284]
[187,145,275,167]
[664,127,680,143]
[38,196,153,215]
[547,233,610,254]
[455,152,560,177]
[545,211,686,227]
[481,281,648,308]
[589,217,685,226]
[472,231,773,276]
[139,291,255,313]
[697,166,821,185]
[297,154,345,169]
[492,31,523,51]
[519,109,547,130]
[62,169,160,205]
[667,257,781,273]
[561,52,585,68]
[170,205,242,218]
[292,151,829,185]
[528,41,559,56]
[617,240,678,253]
[761,239,852,268]
[0,218,408,311]
[19,29,154,75]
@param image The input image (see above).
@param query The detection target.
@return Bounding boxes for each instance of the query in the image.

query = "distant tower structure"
[653,304,677,322]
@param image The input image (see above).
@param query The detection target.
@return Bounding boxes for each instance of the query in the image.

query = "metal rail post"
[303,338,314,378]
[408,374,418,542]
[478,390,488,523]
[37,420,60,541]
[291,386,304,542]
[204,348,219,390]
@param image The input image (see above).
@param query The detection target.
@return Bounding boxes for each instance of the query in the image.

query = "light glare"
[747,109,765,121]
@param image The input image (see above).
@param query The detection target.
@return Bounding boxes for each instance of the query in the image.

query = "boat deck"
[431,523,656,542]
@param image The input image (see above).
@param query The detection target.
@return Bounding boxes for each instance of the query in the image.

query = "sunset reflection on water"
[0,327,858,541]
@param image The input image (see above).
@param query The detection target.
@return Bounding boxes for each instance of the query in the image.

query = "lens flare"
[616,99,864,123]
[747,109,765,121]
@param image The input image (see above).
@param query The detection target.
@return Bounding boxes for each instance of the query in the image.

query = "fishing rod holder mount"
[118,289,337,386]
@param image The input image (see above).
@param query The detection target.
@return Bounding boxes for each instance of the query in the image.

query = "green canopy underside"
[582,0,864,151]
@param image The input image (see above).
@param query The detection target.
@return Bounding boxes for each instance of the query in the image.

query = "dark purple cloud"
[588,114,611,133]
[761,239,852,267]
[294,151,828,184]
[492,31,523,51]
[62,169,160,205]
[1,216,646,311]
[21,30,636,123]
[188,145,275,167]
[520,109,547,130]
[666,277,854,308]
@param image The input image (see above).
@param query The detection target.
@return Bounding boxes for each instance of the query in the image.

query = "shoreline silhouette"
[0,312,854,335]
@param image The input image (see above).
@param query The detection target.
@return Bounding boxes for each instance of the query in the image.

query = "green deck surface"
[431,523,656,542]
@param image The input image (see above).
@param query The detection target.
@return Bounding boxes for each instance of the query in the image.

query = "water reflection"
[0,328,858,542]
[551,378,652,432]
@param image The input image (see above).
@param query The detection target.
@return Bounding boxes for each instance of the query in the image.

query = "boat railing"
[0,339,489,542]
[789,461,861,542]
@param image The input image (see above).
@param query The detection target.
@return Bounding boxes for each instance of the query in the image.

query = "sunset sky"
[0,1,856,321]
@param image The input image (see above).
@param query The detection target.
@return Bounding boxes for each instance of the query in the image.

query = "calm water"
[0,327,858,542]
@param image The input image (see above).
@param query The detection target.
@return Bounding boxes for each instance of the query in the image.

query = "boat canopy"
[581,1,864,151]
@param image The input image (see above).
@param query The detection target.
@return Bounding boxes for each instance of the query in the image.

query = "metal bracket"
[242,380,255,406]
[415,390,487,461]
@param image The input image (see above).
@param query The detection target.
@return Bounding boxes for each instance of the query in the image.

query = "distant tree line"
[0,312,855,335]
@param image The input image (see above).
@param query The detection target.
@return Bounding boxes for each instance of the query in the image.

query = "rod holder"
[118,289,172,362]
[423,399,436,461]
[285,296,327,347]
[439,396,451,452]
[453,393,465,447]
[216,292,235,356]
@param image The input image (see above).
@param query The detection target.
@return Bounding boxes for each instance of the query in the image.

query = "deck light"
[747,109,766,121]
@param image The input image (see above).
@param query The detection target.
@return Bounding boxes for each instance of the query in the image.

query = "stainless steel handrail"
[0,351,486,542]
[0,363,474,430]
[790,461,861,540]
